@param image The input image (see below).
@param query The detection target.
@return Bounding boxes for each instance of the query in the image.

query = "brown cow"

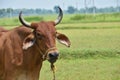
[0,27,8,32]
[0,27,8,36]
[0,7,70,80]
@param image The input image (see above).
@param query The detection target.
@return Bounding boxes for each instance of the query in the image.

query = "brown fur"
[0,27,8,32]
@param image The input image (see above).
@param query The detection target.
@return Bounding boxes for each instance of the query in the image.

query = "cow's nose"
[48,52,59,63]
[49,52,59,58]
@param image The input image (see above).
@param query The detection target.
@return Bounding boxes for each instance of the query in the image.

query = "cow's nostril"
[49,53,54,57]
[49,52,59,58]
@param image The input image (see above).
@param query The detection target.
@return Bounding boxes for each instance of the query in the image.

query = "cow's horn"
[19,11,33,29]
[54,7,63,25]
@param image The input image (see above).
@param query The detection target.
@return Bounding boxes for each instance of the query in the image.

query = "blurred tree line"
[0,6,120,18]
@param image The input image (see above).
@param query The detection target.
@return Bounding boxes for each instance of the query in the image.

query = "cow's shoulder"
[0,27,8,37]
[0,27,8,32]
[14,26,32,34]
[9,26,32,39]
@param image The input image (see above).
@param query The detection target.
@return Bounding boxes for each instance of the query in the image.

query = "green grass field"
[40,59,120,80]
[0,13,120,80]
[57,28,120,59]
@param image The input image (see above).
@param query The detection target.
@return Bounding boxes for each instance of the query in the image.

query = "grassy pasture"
[58,28,120,50]
[1,13,120,26]
[40,59,120,80]
[57,22,120,29]
[57,28,120,59]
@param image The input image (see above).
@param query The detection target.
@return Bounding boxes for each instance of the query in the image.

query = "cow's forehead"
[36,21,56,33]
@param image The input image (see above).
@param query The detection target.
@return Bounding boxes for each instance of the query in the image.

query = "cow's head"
[19,7,70,63]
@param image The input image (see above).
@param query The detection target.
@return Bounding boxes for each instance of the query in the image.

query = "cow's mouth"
[48,57,58,63]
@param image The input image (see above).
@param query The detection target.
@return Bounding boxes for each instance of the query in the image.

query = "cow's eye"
[36,33,43,39]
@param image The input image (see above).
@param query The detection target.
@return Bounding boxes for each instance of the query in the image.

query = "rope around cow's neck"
[51,63,56,80]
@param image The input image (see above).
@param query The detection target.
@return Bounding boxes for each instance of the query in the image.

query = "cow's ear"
[56,32,71,47]
[23,33,36,50]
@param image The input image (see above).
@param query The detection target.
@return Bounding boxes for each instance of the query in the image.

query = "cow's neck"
[23,45,43,68]
[21,44,43,80]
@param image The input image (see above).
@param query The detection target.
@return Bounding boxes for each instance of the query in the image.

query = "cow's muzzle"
[44,47,59,63]
[48,52,59,63]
